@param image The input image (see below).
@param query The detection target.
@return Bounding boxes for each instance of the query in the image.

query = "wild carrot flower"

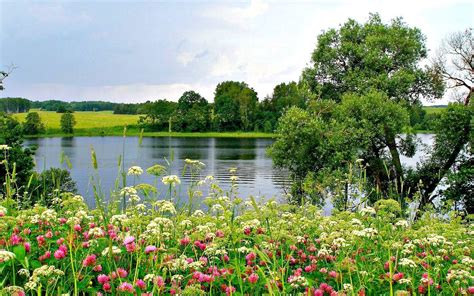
[127,166,143,176]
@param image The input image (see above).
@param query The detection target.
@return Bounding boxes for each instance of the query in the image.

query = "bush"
[23,112,45,135]
[60,112,76,134]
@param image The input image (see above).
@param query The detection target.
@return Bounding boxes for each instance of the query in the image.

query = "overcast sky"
[1,0,473,103]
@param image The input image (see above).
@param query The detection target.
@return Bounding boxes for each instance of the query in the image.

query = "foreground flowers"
[0,172,473,295]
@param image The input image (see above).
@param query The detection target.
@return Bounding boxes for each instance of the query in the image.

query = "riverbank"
[24,126,276,138]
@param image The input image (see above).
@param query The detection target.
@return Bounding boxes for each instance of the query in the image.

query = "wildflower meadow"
[0,149,473,296]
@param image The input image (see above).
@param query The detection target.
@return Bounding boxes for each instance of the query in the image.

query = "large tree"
[213,81,258,131]
[173,91,210,132]
[272,14,462,212]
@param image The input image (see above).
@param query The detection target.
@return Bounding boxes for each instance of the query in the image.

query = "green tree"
[60,112,76,134]
[271,14,452,211]
[214,81,258,131]
[173,91,210,132]
[23,112,45,135]
[0,113,35,197]
[138,99,177,131]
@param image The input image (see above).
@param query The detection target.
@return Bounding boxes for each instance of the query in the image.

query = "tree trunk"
[384,125,405,205]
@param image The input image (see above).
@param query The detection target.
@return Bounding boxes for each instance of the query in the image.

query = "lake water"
[24,134,434,208]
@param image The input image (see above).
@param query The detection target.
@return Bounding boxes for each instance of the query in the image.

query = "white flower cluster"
[154,200,177,215]
[352,228,378,238]
[395,220,409,228]
[184,159,205,167]
[40,209,57,221]
[288,275,309,289]
[101,246,122,256]
[398,258,417,268]
[143,217,174,239]
[0,250,16,263]
[240,219,260,230]
[127,166,143,176]
[0,144,10,150]
[162,175,181,186]
[360,207,376,215]
[110,214,129,226]
[423,234,447,247]
[446,269,473,283]
[88,227,105,237]
[25,265,64,290]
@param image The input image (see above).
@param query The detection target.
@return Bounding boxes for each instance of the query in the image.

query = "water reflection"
[24,135,434,208]
[25,136,287,206]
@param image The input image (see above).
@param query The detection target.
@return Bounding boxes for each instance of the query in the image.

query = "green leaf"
[12,245,26,261]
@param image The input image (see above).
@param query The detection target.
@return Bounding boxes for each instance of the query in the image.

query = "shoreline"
[24,129,277,139]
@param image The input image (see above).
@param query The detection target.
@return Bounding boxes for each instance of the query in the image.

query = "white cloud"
[176,52,195,66]
[10,82,216,103]
[202,0,269,26]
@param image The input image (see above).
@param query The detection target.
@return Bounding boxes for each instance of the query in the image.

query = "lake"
[24,134,434,208]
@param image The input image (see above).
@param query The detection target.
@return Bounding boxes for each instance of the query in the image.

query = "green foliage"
[28,168,77,206]
[138,99,177,131]
[0,97,31,113]
[0,113,35,196]
[173,91,210,132]
[60,112,76,134]
[22,112,45,135]
[214,81,258,131]
[302,13,443,103]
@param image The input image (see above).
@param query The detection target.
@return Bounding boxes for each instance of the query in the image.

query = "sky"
[0,0,473,103]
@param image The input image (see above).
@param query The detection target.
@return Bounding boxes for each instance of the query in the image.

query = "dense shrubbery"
[0,159,473,295]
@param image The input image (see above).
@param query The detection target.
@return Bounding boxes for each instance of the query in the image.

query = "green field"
[13,109,141,130]
[12,109,275,138]
[422,105,447,114]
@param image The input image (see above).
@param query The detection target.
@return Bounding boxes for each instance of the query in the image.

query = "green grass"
[422,105,447,114]
[13,110,275,138]
[13,109,141,130]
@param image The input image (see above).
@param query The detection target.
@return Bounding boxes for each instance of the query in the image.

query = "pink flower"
[314,289,324,296]
[248,273,259,284]
[54,249,65,260]
[126,242,136,253]
[9,234,21,245]
[123,236,135,245]
[93,265,103,272]
[328,270,338,278]
[97,274,110,284]
[37,235,45,246]
[136,279,146,290]
[83,254,97,267]
[24,242,31,253]
[59,217,67,224]
[180,237,191,245]
[225,285,236,296]
[45,231,53,238]
[154,276,165,288]
[117,267,128,278]
[118,282,134,293]
[102,282,111,292]
[145,245,156,254]
[74,224,82,231]
[245,252,256,261]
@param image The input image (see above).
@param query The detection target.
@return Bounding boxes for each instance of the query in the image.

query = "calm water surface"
[25,137,290,205]
[24,135,434,208]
